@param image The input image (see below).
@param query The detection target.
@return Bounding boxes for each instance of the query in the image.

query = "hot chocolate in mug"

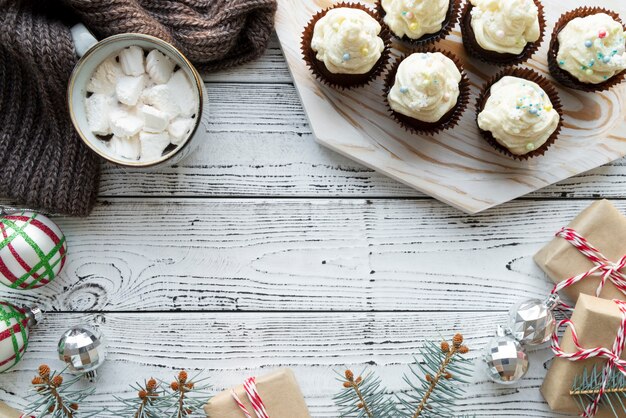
[67,24,208,168]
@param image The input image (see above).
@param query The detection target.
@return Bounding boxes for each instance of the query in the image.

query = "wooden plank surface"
[0,312,569,417]
[0,198,610,312]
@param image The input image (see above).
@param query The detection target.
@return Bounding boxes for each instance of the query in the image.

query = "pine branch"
[162,370,212,418]
[334,369,396,418]
[571,365,626,417]
[398,334,472,418]
[24,365,102,418]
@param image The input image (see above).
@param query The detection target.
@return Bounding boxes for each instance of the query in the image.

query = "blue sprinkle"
[603,56,611,63]
[529,108,538,115]
[589,59,595,67]
[585,40,593,48]
[559,60,565,65]
[400,86,409,94]
[604,75,609,80]
[612,49,618,56]
[342,53,351,61]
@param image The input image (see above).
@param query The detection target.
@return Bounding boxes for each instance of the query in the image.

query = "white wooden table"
[1,34,623,417]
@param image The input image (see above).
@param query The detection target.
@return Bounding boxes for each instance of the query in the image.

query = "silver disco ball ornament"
[508,294,559,345]
[484,326,529,384]
[58,325,106,382]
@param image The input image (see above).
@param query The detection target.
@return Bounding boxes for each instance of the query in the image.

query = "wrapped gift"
[0,401,24,418]
[534,199,626,303]
[204,369,311,418]
[541,294,626,417]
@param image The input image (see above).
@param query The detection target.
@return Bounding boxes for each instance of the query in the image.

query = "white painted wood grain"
[96,81,626,199]
[0,198,619,313]
[276,0,626,213]
[0,312,571,417]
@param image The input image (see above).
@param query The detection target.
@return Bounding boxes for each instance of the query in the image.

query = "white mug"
[67,24,209,168]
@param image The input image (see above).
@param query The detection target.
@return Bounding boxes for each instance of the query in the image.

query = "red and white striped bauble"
[0,210,67,290]
[0,301,36,373]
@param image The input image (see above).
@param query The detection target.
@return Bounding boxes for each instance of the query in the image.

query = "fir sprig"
[571,366,626,417]
[398,334,472,418]
[334,334,473,418]
[110,370,211,418]
[24,365,101,418]
[334,369,396,418]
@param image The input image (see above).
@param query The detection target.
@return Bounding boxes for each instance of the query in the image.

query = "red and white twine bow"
[551,227,626,309]
[551,299,626,417]
[231,377,270,418]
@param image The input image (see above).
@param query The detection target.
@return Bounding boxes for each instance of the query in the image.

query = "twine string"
[230,377,270,418]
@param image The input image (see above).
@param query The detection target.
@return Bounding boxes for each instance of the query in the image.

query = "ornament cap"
[25,306,43,327]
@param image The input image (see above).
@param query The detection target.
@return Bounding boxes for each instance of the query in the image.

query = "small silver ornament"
[58,325,106,382]
[508,294,559,345]
[484,326,529,384]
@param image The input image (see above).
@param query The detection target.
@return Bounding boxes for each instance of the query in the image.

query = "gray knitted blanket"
[0,0,277,216]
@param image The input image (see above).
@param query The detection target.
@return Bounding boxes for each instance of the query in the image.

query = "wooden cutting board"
[275,0,626,214]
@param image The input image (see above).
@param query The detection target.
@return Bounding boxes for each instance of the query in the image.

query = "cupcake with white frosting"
[476,68,562,159]
[461,0,545,65]
[548,8,626,92]
[302,3,391,88]
[384,51,470,134]
[377,0,459,45]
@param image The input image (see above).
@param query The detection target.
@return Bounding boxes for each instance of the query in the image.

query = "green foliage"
[397,340,472,418]
[571,366,626,418]
[109,370,211,418]
[334,370,397,418]
[24,367,102,418]
[334,336,474,418]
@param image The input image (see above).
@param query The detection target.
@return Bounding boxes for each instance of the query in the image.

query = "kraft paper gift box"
[534,199,626,303]
[541,294,626,417]
[0,401,24,418]
[204,368,311,418]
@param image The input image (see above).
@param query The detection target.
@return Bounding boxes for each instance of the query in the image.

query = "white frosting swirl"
[477,76,559,155]
[469,0,540,55]
[311,8,385,74]
[388,52,461,123]
[381,0,449,40]
[557,13,626,84]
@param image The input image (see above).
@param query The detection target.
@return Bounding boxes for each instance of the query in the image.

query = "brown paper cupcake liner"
[548,7,626,92]
[383,49,470,136]
[475,67,563,160]
[301,2,392,89]
[461,0,546,66]
[376,0,460,47]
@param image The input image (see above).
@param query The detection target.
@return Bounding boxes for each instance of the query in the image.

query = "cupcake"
[476,68,562,159]
[461,0,545,65]
[301,3,391,88]
[376,0,459,46]
[384,51,470,135]
[548,8,626,92]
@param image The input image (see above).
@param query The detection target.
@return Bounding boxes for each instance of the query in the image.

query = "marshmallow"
[109,135,141,160]
[116,75,145,106]
[86,57,123,95]
[166,70,197,117]
[119,46,145,76]
[146,49,175,84]
[110,108,144,137]
[168,117,195,145]
[86,94,114,135]
[139,131,170,161]
[141,85,181,119]
[140,105,169,133]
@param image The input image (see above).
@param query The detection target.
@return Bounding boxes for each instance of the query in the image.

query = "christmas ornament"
[0,301,42,373]
[508,294,559,345]
[0,208,67,290]
[483,326,529,384]
[58,325,106,382]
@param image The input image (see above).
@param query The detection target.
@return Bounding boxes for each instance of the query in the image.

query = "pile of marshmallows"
[85,46,199,162]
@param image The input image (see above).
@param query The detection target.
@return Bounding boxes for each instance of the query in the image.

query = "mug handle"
[70,23,98,58]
